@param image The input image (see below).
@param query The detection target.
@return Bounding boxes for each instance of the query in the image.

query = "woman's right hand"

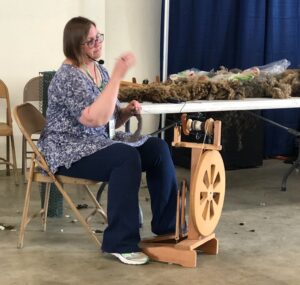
[111,52,136,80]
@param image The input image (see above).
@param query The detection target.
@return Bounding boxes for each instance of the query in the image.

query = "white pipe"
[161,0,170,139]
[162,0,170,82]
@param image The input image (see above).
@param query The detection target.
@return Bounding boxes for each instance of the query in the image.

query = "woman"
[38,16,178,265]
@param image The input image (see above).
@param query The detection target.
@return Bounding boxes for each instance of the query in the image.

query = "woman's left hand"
[125,100,142,116]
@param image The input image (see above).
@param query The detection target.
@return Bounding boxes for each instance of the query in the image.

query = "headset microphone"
[86,53,104,65]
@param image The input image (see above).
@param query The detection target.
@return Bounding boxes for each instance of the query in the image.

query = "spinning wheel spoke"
[212,183,222,194]
[211,198,218,216]
[199,191,208,204]
[212,171,221,189]
[202,200,210,220]
[202,200,216,221]
[203,170,210,189]
[210,165,216,186]
[212,192,221,206]
[199,192,208,216]
[212,171,222,206]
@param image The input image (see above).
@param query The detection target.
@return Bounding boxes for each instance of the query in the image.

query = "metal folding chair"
[0,79,18,184]
[13,103,107,248]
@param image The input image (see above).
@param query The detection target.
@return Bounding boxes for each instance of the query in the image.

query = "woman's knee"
[150,138,172,162]
[146,137,170,153]
[110,143,141,169]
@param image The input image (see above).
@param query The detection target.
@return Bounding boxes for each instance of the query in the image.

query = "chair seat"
[0,123,12,136]
[26,169,99,185]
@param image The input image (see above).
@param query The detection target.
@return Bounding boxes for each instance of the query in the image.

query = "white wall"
[105,0,161,83]
[105,0,161,136]
[0,0,161,169]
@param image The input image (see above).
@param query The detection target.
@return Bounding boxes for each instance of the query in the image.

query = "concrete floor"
[0,159,299,285]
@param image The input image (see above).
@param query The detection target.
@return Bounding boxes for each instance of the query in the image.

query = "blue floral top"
[37,63,149,173]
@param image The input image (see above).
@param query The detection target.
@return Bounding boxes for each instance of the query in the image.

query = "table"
[139,97,300,191]
[140,97,300,114]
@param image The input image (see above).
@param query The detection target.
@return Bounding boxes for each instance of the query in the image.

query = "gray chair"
[22,76,42,174]
[0,79,18,184]
[13,103,107,248]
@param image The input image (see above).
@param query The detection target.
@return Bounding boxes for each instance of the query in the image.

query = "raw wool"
[275,69,300,97]
[119,69,300,103]
[261,76,291,99]
[119,77,240,102]
[241,76,291,99]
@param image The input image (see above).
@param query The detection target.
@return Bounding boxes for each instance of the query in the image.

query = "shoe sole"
[111,253,149,265]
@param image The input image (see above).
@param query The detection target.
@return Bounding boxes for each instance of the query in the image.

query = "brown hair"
[63,16,96,66]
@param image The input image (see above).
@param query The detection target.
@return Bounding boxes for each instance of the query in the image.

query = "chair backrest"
[13,103,47,169]
[23,76,41,102]
[0,79,12,126]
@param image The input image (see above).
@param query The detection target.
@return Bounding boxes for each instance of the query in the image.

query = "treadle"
[140,234,218,267]
[141,243,197,268]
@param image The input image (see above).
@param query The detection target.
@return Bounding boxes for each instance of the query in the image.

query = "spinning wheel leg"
[197,237,218,255]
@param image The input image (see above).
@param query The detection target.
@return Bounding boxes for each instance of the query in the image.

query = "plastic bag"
[257,59,291,76]
[169,68,209,80]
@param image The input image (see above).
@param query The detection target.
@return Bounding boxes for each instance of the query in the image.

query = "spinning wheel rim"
[190,150,225,236]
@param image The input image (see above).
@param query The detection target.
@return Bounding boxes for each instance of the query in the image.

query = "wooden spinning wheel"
[141,117,225,268]
[190,150,225,237]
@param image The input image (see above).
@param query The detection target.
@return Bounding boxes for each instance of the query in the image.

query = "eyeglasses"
[82,33,104,48]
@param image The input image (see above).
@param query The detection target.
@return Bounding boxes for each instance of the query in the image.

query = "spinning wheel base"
[140,234,218,268]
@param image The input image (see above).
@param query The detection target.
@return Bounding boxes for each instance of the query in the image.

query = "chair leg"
[17,164,34,249]
[21,136,26,175]
[53,180,101,247]
[10,134,19,185]
[42,183,51,232]
[84,185,107,223]
[6,136,10,176]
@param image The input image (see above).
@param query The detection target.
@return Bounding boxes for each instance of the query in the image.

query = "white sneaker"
[111,252,149,265]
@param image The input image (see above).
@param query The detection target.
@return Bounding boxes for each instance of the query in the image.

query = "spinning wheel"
[141,116,225,268]
[191,150,225,237]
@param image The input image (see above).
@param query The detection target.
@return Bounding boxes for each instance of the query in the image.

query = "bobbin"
[181,114,214,136]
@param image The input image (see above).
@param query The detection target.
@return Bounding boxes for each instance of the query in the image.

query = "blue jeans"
[57,137,178,253]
